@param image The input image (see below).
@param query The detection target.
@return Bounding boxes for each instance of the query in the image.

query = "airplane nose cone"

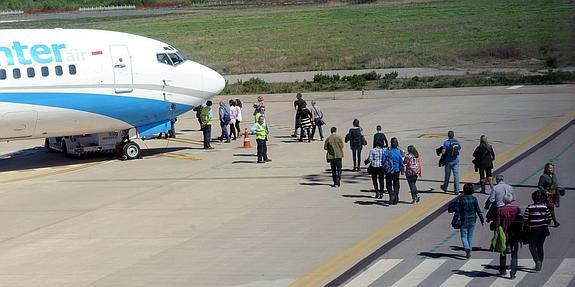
[203,66,226,95]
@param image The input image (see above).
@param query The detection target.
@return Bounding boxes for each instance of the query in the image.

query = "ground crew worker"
[250,115,271,163]
[201,100,213,149]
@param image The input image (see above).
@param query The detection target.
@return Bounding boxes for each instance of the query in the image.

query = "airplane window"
[0,69,6,80]
[41,66,49,77]
[168,53,184,66]
[69,65,77,75]
[55,65,63,76]
[157,53,173,66]
[13,68,21,79]
[27,67,35,78]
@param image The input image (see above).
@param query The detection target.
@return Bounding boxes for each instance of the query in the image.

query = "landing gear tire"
[122,142,141,160]
[45,138,57,153]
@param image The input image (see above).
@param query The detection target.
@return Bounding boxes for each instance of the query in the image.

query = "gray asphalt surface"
[340,121,575,287]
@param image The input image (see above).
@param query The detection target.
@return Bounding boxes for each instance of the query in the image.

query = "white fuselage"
[0,29,225,141]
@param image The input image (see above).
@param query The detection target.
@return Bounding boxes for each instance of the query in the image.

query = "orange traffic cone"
[243,129,252,148]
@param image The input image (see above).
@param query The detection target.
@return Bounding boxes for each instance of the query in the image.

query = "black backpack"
[447,139,461,157]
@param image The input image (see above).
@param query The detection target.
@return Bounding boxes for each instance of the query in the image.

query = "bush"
[241,78,270,94]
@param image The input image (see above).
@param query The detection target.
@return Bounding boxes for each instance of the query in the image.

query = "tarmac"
[0,84,573,287]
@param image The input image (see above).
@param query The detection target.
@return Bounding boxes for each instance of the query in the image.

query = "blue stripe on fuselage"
[0,92,193,127]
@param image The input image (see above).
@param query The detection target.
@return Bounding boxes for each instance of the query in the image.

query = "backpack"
[407,155,419,174]
[382,151,394,174]
[447,139,461,157]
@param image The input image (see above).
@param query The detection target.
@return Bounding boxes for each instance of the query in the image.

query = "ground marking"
[507,85,524,90]
[343,259,402,287]
[543,259,575,287]
[489,259,532,287]
[440,259,492,287]
[390,259,446,287]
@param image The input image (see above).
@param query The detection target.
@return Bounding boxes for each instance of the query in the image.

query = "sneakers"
[440,185,447,192]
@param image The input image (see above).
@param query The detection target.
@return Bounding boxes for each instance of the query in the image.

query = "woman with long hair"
[524,190,552,271]
[457,183,484,258]
[538,163,560,227]
[472,135,495,193]
[404,145,422,204]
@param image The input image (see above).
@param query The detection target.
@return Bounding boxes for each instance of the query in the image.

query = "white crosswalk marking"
[489,259,532,287]
[440,259,492,287]
[343,259,403,287]
[391,259,446,287]
[543,259,575,287]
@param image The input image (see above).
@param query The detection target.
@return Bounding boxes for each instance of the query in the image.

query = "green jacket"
[324,134,344,160]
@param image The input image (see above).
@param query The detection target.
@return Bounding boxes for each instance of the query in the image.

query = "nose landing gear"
[119,141,142,160]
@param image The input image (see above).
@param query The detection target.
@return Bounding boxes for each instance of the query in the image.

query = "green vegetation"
[0,1,188,10]
[1,0,573,75]
[222,71,575,94]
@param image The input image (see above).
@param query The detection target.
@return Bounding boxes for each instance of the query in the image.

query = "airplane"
[0,28,225,159]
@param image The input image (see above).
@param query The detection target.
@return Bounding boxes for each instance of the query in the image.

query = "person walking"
[253,96,265,116]
[485,174,514,226]
[366,141,385,198]
[523,190,552,271]
[538,163,560,227]
[385,137,404,205]
[235,98,243,136]
[229,99,239,140]
[494,193,521,278]
[292,93,306,137]
[250,115,271,163]
[404,145,422,204]
[324,127,344,187]
[310,100,324,141]
[373,125,389,148]
[193,104,204,131]
[200,100,213,149]
[218,101,231,143]
[457,183,484,259]
[345,119,366,171]
[441,130,462,194]
[299,105,313,142]
[473,135,496,193]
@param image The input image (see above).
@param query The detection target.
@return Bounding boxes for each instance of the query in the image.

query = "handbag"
[367,164,373,175]
[451,213,461,229]
[361,135,367,146]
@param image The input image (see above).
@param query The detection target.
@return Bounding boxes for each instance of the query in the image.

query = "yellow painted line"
[0,161,107,185]
[168,138,205,145]
[289,106,575,287]
[159,153,203,161]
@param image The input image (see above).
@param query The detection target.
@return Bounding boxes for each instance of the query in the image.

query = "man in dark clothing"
[292,93,307,137]
[373,125,389,148]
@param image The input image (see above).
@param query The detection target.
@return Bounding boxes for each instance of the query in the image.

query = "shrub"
[241,78,270,94]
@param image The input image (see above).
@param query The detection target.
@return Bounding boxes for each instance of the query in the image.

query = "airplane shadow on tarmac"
[0,146,192,172]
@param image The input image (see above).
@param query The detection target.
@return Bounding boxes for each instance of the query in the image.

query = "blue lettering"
[31,45,53,64]
[0,41,67,66]
[0,47,14,66]
[12,41,32,65]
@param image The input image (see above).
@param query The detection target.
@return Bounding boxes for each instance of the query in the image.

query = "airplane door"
[110,45,133,93]
[0,111,38,140]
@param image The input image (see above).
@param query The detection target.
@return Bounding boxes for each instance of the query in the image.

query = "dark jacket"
[345,127,363,149]
[473,144,495,169]
[373,132,388,148]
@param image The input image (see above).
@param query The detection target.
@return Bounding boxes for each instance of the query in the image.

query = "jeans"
[202,125,212,148]
[300,127,311,142]
[220,121,230,142]
[406,175,418,201]
[500,241,519,274]
[256,139,268,162]
[444,158,460,193]
[329,158,342,186]
[386,172,400,204]
[371,166,385,191]
[460,223,475,251]
[351,147,362,169]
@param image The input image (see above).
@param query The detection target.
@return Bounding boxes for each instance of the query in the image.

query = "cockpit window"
[168,53,185,66]
[157,53,173,66]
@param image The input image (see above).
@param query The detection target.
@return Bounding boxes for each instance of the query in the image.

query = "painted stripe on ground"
[440,259,492,287]
[343,259,402,287]
[543,259,575,287]
[489,259,532,287]
[390,259,446,287]
[507,85,524,90]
